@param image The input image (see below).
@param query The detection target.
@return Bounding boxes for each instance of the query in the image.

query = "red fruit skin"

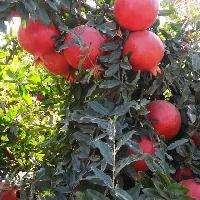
[18,19,60,57]
[128,136,156,172]
[147,100,181,140]
[174,168,193,181]
[192,131,200,149]
[10,10,21,18]
[114,0,160,31]
[123,31,165,76]
[2,190,17,200]
[63,25,106,69]
[41,52,69,76]
[181,179,200,199]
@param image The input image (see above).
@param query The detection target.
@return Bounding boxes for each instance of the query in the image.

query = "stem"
[112,119,117,189]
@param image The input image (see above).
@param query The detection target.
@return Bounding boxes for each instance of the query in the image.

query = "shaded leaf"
[91,167,112,188]
[88,101,110,116]
[99,80,121,89]
[93,140,113,165]
[167,139,189,151]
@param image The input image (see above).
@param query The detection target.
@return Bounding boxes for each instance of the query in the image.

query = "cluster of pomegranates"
[113,0,200,198]
[17,19,107,82]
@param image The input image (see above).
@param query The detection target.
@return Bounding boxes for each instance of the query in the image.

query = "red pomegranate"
[192,131,200,149]
[174,167,193,181]
[2,190,17,200]
[123,31,165,76]
[180,179,200,199]
[18,19,60,57]
[128,136,156,172]
[63,25,106,69]
[41,52,70,75]
[114,0,160,31]
[147,100,181,140]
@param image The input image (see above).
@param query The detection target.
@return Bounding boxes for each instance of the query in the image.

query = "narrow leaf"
[91,167,112,188]
[167,139,189,151]
[88,101,110,116]
[93,140,113,165]
[115,188,133,200]
[99,80,121,89]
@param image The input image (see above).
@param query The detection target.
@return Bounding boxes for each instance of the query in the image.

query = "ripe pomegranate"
[174,167,193,181]
[146,100,181,140]
[2,190,17,200]
[41,52,70,75]
[180,179,200,199]
[192,131,200,149]
[123,31,165,76]
[18,19,60,57]
[114,0,160,31]
[128,136,156,172]
[63,25,106,69]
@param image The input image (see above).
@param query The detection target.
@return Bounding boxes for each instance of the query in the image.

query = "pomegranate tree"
[180,179,200,199]
[114,0,160,31]
[63,25,106,69]
[123,31,165,76]
[18,19,60,57]
[128,136,156,172]
[147,100,181,140]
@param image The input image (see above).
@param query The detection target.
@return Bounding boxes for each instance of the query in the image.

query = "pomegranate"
[18,19,60,57]
[2,190,17,200]
[174,167,193,181]
[192,131,200,149]
[63,25,106,69]
[123,31,165,76]
[41,52,70,75]
[114,0,160,31]
[128,136,156,172]
[147,100,181,140]
[180,179,200,199]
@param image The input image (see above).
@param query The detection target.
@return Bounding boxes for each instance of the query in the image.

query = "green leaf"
[0,3,10,12]
[91,166,112,188]
[111,101,136,116]
[116,130,136,152]
[167,139,189,151]
[99,49,121,63]
[192,54,200,71]
[88,101,110,116]
[100,42,119,51]
[45,0,59,11]
[99,80,121,89]
[105,64,120,77]
[93,140,113,165]
[36,6,50,25]
[114,188,133,200]
[115,155,144,175]
[87,189,110,200]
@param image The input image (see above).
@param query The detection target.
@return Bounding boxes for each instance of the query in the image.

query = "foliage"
[0,0,200,199]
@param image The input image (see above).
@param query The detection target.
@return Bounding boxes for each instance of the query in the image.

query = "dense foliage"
[0,0,200,199]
